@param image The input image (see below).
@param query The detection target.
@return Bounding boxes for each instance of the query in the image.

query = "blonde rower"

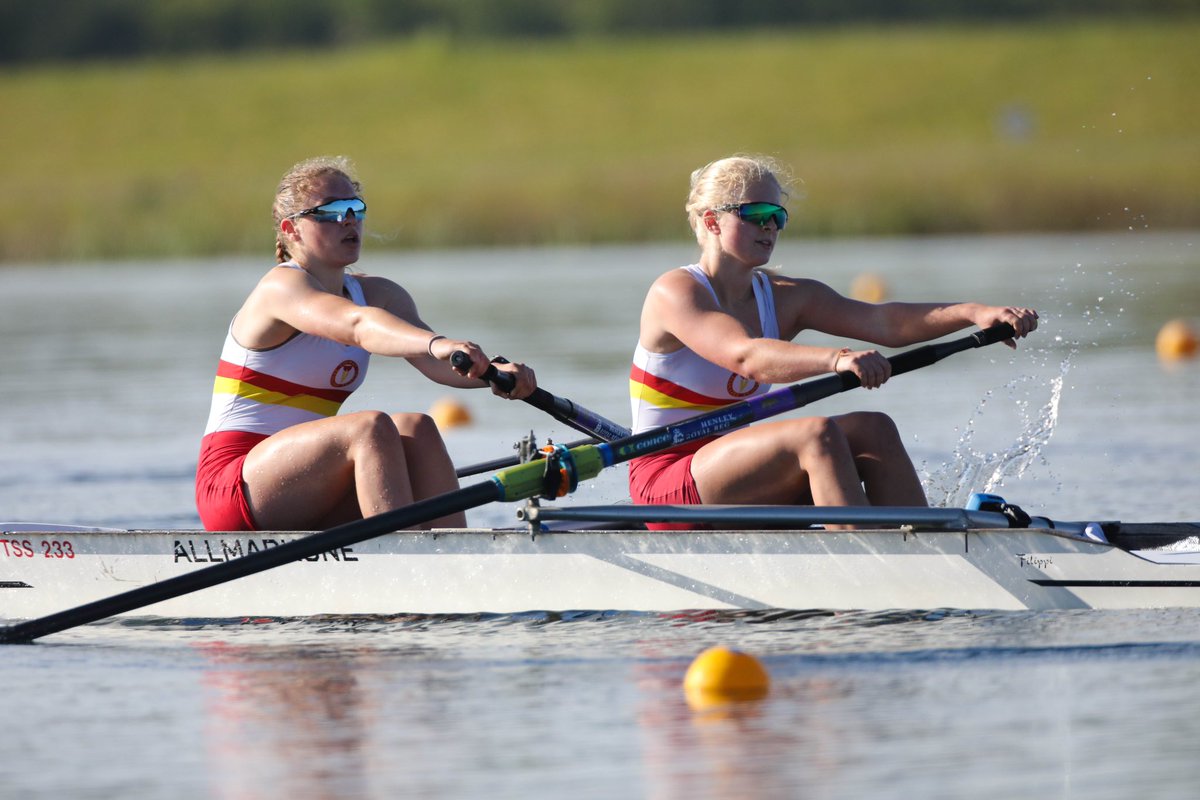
[196,156,536,531]
[627,154,1038,529]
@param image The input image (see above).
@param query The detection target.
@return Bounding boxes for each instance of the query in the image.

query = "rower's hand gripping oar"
[450,352,631,443]
[0,324,1012,644]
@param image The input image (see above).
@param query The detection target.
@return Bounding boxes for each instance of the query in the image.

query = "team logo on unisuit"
[330,360,360,387]
[726,372,759,397]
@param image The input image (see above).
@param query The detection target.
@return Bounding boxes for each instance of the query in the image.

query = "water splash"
[924,350,1074,509]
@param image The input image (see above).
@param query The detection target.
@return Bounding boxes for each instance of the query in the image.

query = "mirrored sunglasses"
[713,202,788,230]
[292,196,367,223]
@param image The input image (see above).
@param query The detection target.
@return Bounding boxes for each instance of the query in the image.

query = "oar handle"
[451,351,631,442]
[837,323,1017,389]
[451,351,519,392]
[975,322,1018,346]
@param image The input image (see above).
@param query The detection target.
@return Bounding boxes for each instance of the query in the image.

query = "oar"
[0,324,1012,644]
[476,323,1018,466]
[451,352,630,442]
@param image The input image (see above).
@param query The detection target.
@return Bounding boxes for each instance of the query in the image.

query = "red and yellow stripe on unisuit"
[213,361,352,417]
[630,364,733,413]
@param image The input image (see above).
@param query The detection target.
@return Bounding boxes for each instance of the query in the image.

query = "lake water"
[2,232,1199,798]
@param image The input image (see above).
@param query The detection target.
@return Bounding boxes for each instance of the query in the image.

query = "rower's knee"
[793,416,852,459]
[838,411,910,459]
[348,410,405,449]
[854,411,902,440]
[390,411,441,441]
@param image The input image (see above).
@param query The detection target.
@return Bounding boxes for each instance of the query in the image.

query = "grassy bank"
[1,20,1197,262]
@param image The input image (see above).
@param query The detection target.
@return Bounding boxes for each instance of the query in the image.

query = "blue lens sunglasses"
[290,197,367,223]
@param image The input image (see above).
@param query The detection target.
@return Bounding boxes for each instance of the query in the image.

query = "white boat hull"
[5,524,1200,619]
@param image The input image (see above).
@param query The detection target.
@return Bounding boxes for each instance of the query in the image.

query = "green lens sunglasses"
[712,202,788,230]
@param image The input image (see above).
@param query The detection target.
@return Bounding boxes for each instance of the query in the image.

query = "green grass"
[2,20,1197,262]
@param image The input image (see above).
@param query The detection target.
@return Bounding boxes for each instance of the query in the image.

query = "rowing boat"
[5,501,1200,618]
[8,326,1189,641]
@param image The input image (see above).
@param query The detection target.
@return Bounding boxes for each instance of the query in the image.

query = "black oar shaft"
[604,324,1015,464]
[0,482,501,644]
[452,352,631,442]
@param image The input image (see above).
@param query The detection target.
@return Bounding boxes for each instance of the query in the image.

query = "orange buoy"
[683,646,770,709]
[429,397,473,430]
[1156,319,1198,362]
[850,272,889,303]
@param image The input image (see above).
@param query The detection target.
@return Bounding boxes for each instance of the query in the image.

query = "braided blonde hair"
[272,155,362,263]
[685,155,792,245]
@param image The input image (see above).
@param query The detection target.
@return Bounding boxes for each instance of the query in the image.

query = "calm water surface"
[2,233,1199,798]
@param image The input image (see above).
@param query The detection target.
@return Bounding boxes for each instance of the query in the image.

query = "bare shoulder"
[233,266,319,347]
[246,264,318,305]
[647,267,711,307]
[649,266,691,290]
[356,273,420,318]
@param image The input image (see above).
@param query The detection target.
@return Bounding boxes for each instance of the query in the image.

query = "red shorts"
[195,431,268,532]
[627,438,709,531]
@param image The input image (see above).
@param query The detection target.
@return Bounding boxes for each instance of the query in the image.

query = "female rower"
[628,154,1039,529]
[196,155,536,532]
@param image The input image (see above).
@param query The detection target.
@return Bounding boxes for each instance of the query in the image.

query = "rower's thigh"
[241,412,404,527]
[691,416,846,503]
[243,412,396,491]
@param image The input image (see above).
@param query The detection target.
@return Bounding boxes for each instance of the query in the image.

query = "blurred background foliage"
[3,0,1198,64]
[1,1,1197,261]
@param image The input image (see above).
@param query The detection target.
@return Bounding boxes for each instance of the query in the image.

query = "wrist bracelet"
[427,334,446,357]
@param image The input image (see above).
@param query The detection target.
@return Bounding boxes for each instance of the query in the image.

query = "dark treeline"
[3,0,1197,65]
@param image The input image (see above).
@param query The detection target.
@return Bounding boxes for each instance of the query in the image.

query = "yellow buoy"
[683,646,770,709]
[1156,319,1198,362]
[850,272,889,303]
[429,397,473,430]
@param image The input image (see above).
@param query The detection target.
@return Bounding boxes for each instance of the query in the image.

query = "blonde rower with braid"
[196,156,536,532]
[628,155,1039,529]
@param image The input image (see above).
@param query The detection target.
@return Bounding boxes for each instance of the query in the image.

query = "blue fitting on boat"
[966,492,1007,512]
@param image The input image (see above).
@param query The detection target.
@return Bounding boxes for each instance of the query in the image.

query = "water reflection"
[196,641,374,798]
[11,606,1200,799]
[634,655,854,799]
